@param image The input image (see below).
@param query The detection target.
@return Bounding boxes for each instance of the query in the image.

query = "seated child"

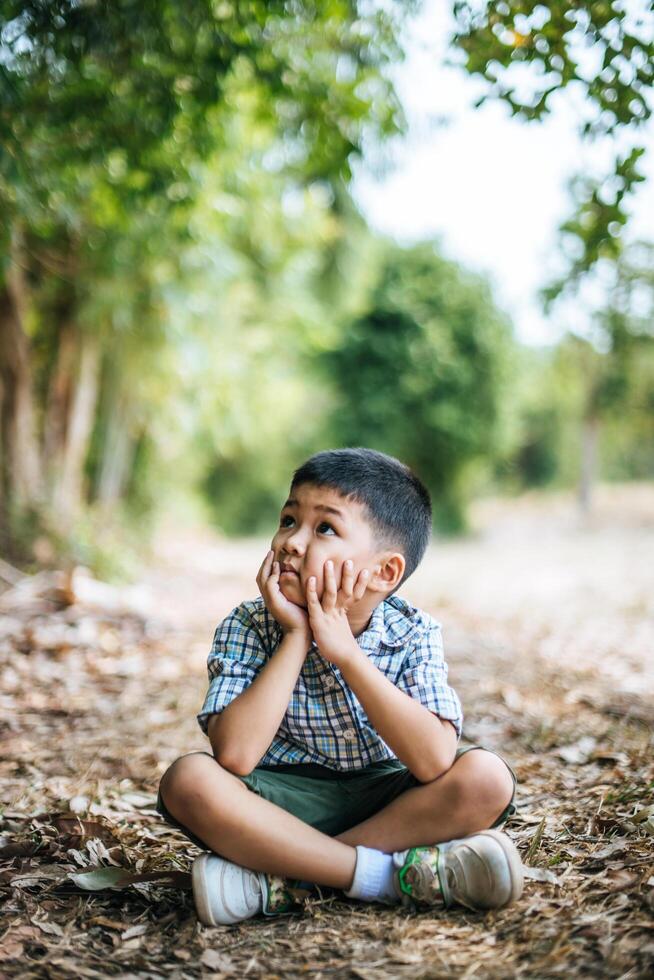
[157,448,523,924]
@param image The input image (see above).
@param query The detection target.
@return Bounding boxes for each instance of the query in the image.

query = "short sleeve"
[196,604,268,734]
[395,623,463,737]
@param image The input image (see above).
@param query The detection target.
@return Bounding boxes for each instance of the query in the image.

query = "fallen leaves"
[1,551,653,979]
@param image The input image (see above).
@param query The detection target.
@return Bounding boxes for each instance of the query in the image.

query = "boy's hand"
[257,550,311,641]
[306,559,369,667]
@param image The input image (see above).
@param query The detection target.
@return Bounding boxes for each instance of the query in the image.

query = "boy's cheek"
[279,574,310,608]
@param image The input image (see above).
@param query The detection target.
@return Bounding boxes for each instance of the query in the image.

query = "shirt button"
[342,728,356,741]
[324,676,335,689]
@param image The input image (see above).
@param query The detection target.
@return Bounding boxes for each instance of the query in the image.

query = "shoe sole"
[469,829,524,907]
[192,852,217,926]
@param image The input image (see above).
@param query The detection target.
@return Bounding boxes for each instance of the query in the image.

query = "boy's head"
[270,447,432,608]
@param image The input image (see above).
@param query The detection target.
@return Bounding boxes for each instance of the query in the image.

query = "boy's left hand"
[306,559,369,667]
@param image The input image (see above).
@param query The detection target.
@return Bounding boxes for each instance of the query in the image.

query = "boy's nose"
[285,530,307,555]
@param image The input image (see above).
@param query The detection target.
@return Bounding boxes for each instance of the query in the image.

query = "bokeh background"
[1,0,653,573]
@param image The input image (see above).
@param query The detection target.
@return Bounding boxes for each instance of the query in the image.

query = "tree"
[574,242,654,507]
[450,1,654,509]
[451,0,653,285]
[318,241,516,530]
[0,0,410,550]
[498,243,654,504]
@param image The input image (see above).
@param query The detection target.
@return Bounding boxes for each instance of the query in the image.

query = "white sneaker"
[192,853,304,926]
[393,829,524,910]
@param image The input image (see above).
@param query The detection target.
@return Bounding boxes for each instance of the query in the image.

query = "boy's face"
[270,483,382,608]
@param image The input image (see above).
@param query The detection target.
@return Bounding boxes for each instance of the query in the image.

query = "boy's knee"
[159,751,218,816]
[451,749,515,817]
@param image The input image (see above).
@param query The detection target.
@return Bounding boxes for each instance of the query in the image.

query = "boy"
[157,448,522,925]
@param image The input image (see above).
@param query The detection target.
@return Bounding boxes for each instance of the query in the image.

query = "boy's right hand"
[256,550,312,641]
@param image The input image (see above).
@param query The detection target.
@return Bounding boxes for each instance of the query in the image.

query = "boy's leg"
[336,748,515,852]
[159,752,356,889]
[159,748,522,922]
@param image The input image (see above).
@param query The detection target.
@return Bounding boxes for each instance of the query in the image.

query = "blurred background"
[1,0,653,579]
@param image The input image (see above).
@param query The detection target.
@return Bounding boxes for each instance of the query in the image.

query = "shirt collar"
[356,595,420,652]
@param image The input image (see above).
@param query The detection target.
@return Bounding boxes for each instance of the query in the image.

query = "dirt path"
[1,485,653,978]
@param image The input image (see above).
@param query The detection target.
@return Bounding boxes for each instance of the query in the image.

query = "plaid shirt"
[197,594,463,771]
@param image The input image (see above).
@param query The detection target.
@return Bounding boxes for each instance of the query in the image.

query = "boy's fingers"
[352,568,370,600]
[257,549,274,583]
[306,576,320,610]
[323,560,337,608]
[261,560,280,600]
[340,559,354,600]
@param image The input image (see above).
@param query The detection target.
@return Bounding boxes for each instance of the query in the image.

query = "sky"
[351,1,654,348]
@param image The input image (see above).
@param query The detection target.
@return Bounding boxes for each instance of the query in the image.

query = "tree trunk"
[95,388,135,505]
[0,265,43,515]
[42,318,77,489]
[52,331,100,522]
[578,416,599,516]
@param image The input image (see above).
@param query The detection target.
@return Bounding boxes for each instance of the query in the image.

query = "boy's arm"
[306,565,459,783]
[207,628,309,776]
[207,551,313,776]
[338,650,458,783]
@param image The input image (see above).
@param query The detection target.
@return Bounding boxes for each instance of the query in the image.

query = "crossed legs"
[158,750,514,891]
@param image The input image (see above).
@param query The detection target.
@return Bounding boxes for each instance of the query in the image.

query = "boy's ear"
[369,552,405,594]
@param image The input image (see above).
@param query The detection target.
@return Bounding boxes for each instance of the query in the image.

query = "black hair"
[290,447,432,587]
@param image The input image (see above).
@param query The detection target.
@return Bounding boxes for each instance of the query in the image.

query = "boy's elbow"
[412,756,451,783]
[207,716,257,776]
[412,742,458,783]
[211,741,257,777]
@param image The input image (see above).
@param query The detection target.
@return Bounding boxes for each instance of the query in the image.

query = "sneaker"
[192,853,307,925]
[393,829,524,911]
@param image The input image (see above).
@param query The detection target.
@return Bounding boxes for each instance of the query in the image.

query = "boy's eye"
[317,521,336,535]
[280,515,295,528]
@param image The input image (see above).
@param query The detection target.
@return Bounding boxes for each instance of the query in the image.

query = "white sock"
[344,846,399,904]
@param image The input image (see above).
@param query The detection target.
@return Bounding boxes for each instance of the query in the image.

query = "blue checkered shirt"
[197,594,463,771]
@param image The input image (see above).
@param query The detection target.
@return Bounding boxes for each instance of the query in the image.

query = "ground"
[1,484,653,979]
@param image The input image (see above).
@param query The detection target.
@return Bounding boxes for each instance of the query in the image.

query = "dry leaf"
[121,924,149,941]
[68,866,191,890]
[523,866,563,886]
[555,737,597,765]
[32,916,64,938]
[68,796,89,814]
[200,949,235,972]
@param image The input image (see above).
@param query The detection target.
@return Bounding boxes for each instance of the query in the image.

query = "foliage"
[153,139,366,535]
[1,0,407,224]
[0,0,413,556]
[318,241,517,530]
[500,245,654,491]
[494,346,567,490]
[450,0,654,287]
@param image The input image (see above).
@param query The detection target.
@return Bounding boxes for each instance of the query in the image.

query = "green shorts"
[156,745,518,851]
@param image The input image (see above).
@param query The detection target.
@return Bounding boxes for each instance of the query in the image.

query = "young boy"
[157,448,523,925]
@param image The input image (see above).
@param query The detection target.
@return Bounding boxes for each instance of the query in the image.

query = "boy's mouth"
[280,562,300,577]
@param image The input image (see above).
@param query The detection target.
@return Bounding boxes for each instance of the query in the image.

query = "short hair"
[290,448,432,587]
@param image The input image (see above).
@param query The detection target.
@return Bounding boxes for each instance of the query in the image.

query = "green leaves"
[451,1,654,288]
[318,241,516,530]
[543,147,647,304]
